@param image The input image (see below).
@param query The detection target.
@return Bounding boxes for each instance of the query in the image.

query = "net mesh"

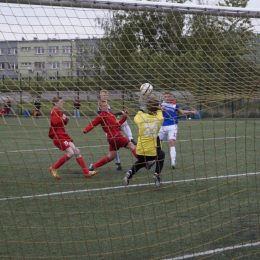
[1,1,260,259]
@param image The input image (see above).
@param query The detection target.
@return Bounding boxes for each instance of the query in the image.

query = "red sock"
[76,157,89,175]
[132,148,137,158]
[53,155,70,169]
[93,156,112,168]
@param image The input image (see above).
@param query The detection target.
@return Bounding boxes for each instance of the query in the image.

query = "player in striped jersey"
[159,91,198,168]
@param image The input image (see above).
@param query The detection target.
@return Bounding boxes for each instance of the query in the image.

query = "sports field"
[1,117,260,259]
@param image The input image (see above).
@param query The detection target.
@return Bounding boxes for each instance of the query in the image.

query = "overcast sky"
[0,0,259,41]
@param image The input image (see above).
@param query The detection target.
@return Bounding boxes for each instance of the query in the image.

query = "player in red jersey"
[83,100,137,170]
[48,97,98,179]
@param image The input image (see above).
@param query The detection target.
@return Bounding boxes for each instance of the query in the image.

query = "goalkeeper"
[123,98,165,188]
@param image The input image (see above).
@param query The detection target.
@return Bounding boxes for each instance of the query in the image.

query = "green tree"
[184,0,258,94]
[89,0,258,94]
[94,0,190,89]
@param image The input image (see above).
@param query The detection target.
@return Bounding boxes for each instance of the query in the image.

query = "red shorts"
[108,134,129,151]
[52,134,72,151]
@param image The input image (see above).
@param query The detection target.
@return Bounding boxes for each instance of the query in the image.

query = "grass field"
[1,116,260,259]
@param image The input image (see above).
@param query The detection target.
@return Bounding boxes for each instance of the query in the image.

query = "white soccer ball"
[140,83,153,96]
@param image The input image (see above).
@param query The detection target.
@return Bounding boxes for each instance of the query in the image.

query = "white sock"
[170,146,176,165]
[115,152,121,164]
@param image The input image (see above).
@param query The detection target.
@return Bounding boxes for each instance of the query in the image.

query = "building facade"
[0,37,98,80]
[0,41,19,79]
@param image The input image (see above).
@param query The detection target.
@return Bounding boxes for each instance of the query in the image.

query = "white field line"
[0,136,246,154]
[164,241,260,260]
[1,163,259,259]
[0,171,259,202]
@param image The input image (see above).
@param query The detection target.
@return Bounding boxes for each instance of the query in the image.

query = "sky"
[0,0,259,41]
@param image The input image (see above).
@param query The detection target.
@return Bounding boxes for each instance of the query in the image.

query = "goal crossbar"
[1,0,260,18]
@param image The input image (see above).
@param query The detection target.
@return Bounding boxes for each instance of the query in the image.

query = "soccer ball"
[140,83,153,96]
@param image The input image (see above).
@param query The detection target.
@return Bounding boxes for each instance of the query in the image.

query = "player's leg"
[123,155,147,186]
[121,121,137,145]
[49,139,73,179]
[153,147,165,188]
[167,125,178,168]
[70,142,98,178]
[90,150,117,169]
[125,141,137,158]
[154,149,165,174]
[158,126,166,142]
[123,155,156,186]
[115,152,122,170]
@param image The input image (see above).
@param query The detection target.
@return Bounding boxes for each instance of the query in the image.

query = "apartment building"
[0,37,98,80]
[0,41,19,79]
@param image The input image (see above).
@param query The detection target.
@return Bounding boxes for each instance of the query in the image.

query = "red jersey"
[84,111,127,140]
[48,107,70,140]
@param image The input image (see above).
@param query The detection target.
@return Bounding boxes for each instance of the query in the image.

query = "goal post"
[1,0,260,17]
[1,1,260,259]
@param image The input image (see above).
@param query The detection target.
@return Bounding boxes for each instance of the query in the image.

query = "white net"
[1,1,260,259]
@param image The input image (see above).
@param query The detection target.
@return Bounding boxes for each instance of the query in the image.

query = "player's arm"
[114,110,130,116]
[118,111,128,126]
[178,108,199,115]
[83,116,101,133]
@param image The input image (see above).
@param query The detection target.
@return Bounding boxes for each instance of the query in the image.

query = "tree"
[94,0,189,89]
[89,0,258,93]
[184,0,257,94]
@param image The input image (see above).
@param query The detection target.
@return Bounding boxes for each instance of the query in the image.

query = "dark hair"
[52,97,62,105]
[146,98,159,114]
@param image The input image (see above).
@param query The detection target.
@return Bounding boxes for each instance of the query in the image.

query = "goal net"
[0,0,260,259]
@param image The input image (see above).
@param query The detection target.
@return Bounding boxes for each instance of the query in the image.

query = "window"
[0,63,5,69]
[49,46,58,54]
[90,45,95,54]
[34,47,44,54]
[62,46,71,54]
[62,62,71,69]
[77,63,84,69]
[0,48,3,55]
[8,63,18,69]
[21,47,31,51]
[77,47,85,54]
[8,48,18,55]
[21,62,31,67]
[35,62,45,69]
[49,62,59,69]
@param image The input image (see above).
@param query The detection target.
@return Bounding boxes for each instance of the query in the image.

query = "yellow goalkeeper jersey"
[134,110,164,156]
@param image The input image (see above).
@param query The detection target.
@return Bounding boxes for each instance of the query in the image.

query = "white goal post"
[1,0,260,18]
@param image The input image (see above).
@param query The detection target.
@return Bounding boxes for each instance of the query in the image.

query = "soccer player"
[73,96,81,119]
[83,100,138,170]
[123,98,165,188]
[98,89,137,170]
[48,97,98,179]
[159,91,198,169]
[33,98,41,118]
[3,98,11,117]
